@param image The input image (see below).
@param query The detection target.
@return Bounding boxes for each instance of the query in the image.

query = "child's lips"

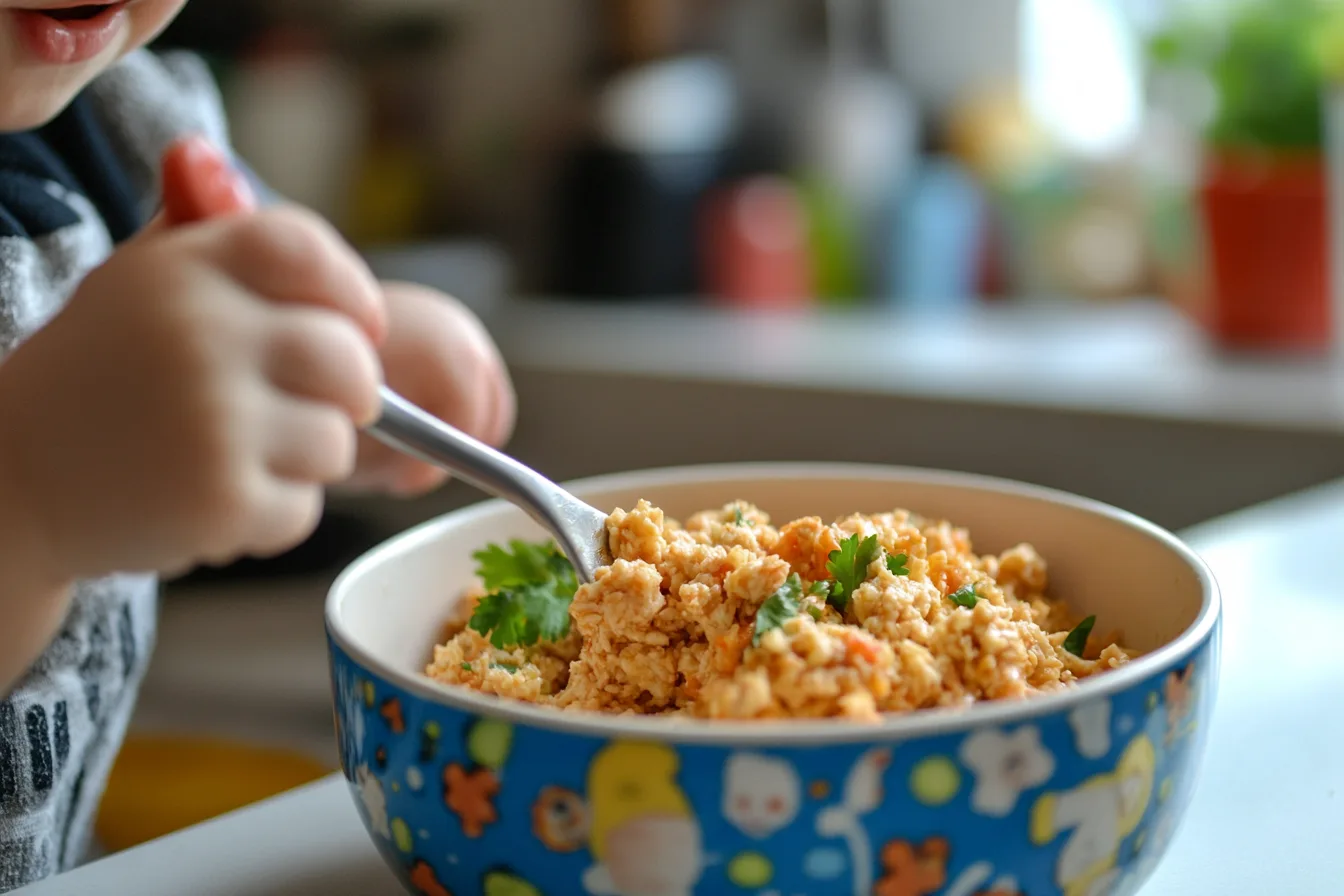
[12,1,129,66]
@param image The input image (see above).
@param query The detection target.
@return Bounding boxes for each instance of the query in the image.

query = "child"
[0,2,516,889]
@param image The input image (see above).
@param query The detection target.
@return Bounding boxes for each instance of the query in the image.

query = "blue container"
[325,465,1220,896]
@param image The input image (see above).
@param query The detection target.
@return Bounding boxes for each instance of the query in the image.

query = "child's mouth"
[13,1,129,65]
[40,5,114,21]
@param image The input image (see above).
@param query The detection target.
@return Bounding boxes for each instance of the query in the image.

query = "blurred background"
[150,0,1340,317]
[99,0,1344,852]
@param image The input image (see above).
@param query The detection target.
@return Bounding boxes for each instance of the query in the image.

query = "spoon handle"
[368,387,610,583]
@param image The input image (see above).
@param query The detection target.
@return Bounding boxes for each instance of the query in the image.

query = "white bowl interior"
[332,465,1211,689]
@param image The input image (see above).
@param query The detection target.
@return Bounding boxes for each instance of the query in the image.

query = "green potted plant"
[1147,0,1335,351]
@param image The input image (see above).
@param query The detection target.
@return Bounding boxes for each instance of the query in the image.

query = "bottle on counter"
[794,0,919,304]
[700,176,812,308]
[551,55,738,299]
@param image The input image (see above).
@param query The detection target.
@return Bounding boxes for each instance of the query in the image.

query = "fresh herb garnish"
[754,573,804,646]
[885,552,910,577]
[806,605,825,621]
[825,534,881,611]
[947,584,979,608]
[1063,616,1096,656]
[472,540,573,591]
[491,662,519,673]
[468,540,578,650]
[460,662,473,671]
[733,506,755,527]
[806,580,831,598]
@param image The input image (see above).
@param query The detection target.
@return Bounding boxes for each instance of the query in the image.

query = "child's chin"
[0,70,92,133]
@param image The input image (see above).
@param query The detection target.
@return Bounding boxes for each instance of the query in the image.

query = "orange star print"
[443,763,500,838]
[874,836,950,896]
[409,859,452,896]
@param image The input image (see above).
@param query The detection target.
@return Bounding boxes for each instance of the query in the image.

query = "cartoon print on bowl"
[356,764,391,839]
[419,721,441,763]
[1111,810,1175,896]
[1068,698,1112,760]
[582,742,703,896]
[725,851,774,889]
[960,725,1055,817]
[802,847,848,881]
[467,719,515,771]
[1029,733,1157,896]
[943,862,992,896]
[1164,662,1197,744]
[483,868,543,896]
[391,817,416,853]
[908,755,962,807]
[975,883,1025,896]
[533,786,590,852]
[941,862,1025,896]
[723,753,801,839]
[381,697,406,734]
[324,622,1215,896]
[444,763,501,838]
[816,747,892,896]
[873,836,948,896]
[409,859,451,896]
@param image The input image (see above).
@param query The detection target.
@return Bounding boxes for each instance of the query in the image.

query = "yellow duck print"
[583,742,703,896]
[1029,734,1157,896]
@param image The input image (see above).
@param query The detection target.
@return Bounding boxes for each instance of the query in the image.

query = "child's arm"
[0,471,75,693]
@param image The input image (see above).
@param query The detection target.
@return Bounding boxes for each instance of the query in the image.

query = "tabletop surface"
[20,480,1344,895]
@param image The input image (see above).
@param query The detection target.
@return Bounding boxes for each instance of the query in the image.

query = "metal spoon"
[368,387,611,583]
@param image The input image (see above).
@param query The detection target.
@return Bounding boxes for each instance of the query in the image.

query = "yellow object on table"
[95,734,334,853]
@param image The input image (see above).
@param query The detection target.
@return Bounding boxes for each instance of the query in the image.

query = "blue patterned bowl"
[326,464,1219,896]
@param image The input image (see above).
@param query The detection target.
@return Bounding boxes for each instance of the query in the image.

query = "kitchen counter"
[490,297,1344,434]
[24,477,1344,895]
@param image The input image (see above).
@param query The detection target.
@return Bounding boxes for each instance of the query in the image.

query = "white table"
[21,480,1344,895]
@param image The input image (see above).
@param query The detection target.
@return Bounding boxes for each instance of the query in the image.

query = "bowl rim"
[326,462,1221,746]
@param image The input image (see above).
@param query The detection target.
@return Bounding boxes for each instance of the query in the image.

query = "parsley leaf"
[491,662,519,673]
[468,540,578,650]
[947,584,978,608]
[472,540,572,591]
[806,605,825,621]
[826,533,881,611]
[1063,616,1096,656]
[806,580,831,598]
[754,573,803,646]
[885,552,910,577]
[460,662,473,671]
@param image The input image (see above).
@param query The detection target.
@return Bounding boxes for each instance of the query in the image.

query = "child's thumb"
[143,134,257,234]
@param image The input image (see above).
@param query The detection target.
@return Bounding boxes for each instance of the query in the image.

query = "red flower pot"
[1195,152,1331,351]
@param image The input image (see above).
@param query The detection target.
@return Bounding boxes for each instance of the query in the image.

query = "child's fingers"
[156,134,387,346]
[262,306,385,427]
[201,205,387,347]
[263,398,360,485]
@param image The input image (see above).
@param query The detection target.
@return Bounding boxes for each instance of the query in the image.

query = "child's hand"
[0,146,387,580]
[159,135,517,499]
[345,281,517,496]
